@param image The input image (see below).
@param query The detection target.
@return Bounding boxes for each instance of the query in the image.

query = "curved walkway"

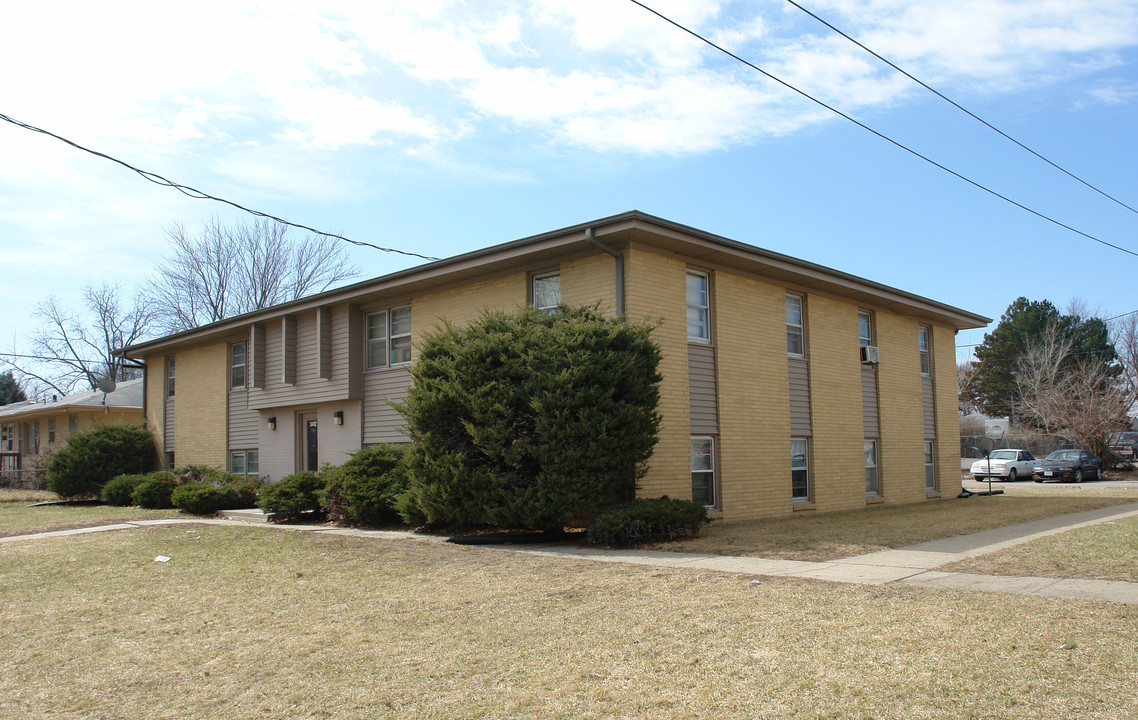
[4,502,1138,605]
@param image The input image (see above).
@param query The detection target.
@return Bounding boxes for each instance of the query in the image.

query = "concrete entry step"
[219,508,269,523]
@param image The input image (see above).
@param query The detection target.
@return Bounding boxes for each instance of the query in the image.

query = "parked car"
[970,449,1037,482]
[1032,450,1102,483]
[1107,432,1138,461]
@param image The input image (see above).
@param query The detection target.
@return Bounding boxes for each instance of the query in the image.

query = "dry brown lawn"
[0,489,181,537]
[1,525,1135,720]
[649,484,1138,561]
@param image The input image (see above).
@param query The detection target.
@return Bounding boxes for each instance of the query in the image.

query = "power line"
[0,112,439,263]
[786,0,1138,219]
[626,0,1138,260]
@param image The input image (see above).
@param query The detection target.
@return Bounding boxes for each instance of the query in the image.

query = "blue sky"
[2,0,1137,378]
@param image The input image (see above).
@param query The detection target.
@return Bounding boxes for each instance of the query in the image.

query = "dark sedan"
[1032,449,1102,483]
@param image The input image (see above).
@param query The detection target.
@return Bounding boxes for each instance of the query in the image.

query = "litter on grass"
[154,556,171,562]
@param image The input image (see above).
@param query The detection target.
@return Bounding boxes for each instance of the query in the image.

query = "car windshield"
[1045,450,1081,462]
[989,451,1017,460]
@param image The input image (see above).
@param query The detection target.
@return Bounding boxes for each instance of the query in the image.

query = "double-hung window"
[686,271,710,342]
[791,437,810,502]
[166,357,175,397]
[786,295,804,356]
[924,440,936,492]
[918,326,931,376]
[366,306,412,369]
[691,436,715,507]
[231,449,260,476]
[858,311,873,348]
[230,342,247,390]
[865,439,880,496]
[532,272,561,312]
[48,419,56,445]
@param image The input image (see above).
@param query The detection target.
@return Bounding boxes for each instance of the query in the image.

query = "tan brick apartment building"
[122,212,988,522]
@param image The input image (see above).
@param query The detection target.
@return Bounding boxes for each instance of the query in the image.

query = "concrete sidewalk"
[4,502,1137,604]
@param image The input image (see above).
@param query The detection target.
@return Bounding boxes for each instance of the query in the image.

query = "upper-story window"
[166,357,175,397]
[786,294,805,357]
[230,342,247,390]
[366,306,412,369]
[532,272,561,312]
[858,311,873,347]
[686,271,710,342]
[918,326,931,375]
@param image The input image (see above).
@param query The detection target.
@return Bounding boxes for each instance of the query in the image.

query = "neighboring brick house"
[0,379,144,486]
[121,212,988,521]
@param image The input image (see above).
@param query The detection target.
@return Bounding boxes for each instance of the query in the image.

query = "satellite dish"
[978,437,996,455]
[95,376,117,393]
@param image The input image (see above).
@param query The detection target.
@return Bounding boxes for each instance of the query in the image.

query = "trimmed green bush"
[223,475,262,509]
[132,472,179,509]
[257,472,324,522]
[101,474,148,506]
[171,483,238,515]
[47,423,156,498]
[399,305,662,531]
[321,444,414,527]
[587,496,710,547]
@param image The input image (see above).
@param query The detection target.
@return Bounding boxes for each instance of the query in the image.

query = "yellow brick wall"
[806,296,866,513]
[173,343,228,468]
[560,253,617,316]
[932,324,960,495]
[411,273,527,351]
[624,246,690,501]
[716,272,791,518]
[876,313,926,504]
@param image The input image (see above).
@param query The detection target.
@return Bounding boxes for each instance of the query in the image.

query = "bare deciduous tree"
[148,217,360,333]
[1016,324,1130,456]
[10,284,152,396]
[1110,312,1138,406]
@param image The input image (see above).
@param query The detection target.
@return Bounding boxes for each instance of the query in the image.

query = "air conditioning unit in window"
[860,345,880,364]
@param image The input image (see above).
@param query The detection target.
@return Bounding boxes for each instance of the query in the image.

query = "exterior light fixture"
[333,411,344,426]
[267,416,276,431]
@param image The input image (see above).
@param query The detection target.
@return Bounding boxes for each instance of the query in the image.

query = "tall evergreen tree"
[963,297,1119,421]
[0,370,26,406]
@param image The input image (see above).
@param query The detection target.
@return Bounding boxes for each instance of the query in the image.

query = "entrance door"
[299,413,318,472]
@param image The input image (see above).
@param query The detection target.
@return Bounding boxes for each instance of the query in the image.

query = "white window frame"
[791,437,810,503]
[924,440,937,492]
[786,294,805,357]
[230,341,247,390]
[230,449,259,476]
[691,436,716,507]
[918,326,931,376]
[686,271,711,343]
[865,438,880,497]
[532,271,561,312]
[366,306,412,369]
[166,357,175,398]
[858,311,873,348]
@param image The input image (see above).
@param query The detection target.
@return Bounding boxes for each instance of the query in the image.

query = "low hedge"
[257,471,324,522]
[587,496,710,547]
[132,472,179,509]
[102,474,148,506]
[171,483,238,515]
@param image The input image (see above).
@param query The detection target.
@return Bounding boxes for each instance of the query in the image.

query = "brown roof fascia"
[121,210,988,356]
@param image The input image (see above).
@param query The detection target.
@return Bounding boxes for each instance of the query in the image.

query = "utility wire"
[0,112,439,262]
[627,0,1138,260]
[787,0,1138,218]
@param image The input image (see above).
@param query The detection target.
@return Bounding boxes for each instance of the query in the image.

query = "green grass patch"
[0,489,181,537]
[0,526,1134,719]
[944,515,1138,582]
[652,486,1138,561]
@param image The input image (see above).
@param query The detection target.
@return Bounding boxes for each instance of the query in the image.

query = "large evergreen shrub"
[321,444,414,527]
[47,423,156,498]
[399,305,662,531]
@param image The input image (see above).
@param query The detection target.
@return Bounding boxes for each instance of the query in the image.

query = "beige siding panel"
[688,343,718,434]
[227,389,259,449]
[317,307,332,379]
[282,315,297,385]
[164,396,175,452]
[250,324,266,389]
[862,365,879,438]
[362,368,413,444]
[788,357,811,436]
[922,376,936,439]
[249,306,355,410]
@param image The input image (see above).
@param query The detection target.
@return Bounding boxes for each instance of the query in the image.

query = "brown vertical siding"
[317,307,332,379]
[250,324,266,389]
[163,394,175,453]
[921,376,936,439]
[688,343,718,434]
[282,315,297,384]
[788,357,811,436]
[862,365,879,438]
